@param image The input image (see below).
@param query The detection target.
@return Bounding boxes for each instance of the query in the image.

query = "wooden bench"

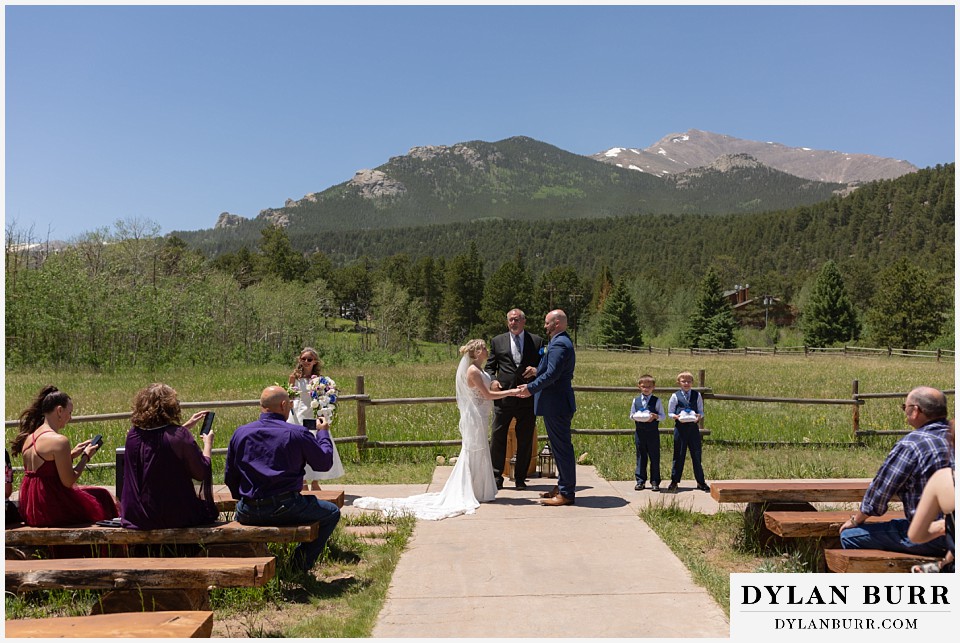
[710,479,885,504]
[213,489,345,512]
[764,510,906,538]
[5,520,318,559]
[6,556,275,612]
[5,520,318,547]
[710,479,900,553]
[4,610,214,638]
[824,548,942,573]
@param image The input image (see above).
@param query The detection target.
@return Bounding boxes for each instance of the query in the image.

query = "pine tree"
[684,268,736,348]
[532,266,587,333]
[590,265,615,313]
[595,280,643,346]
[410,256,444,341]
[478,250,533,339]
[801,260,860,347]
[439,242,484,342]
[699,308,737,349]
[257,225,307,282]
[866,259,947,348]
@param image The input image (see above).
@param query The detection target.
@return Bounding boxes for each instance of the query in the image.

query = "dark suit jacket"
[526,331,576,417]
[485,330,544,409]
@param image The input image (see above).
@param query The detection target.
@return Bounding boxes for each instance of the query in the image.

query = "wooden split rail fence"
[6,372,954,467]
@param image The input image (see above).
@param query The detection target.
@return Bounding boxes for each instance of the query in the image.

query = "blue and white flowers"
[306,375,338,420]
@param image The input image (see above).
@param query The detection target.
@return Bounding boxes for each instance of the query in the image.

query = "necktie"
[512,334,522,365]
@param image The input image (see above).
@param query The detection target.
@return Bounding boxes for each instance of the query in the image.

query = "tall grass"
[5,350,953,485]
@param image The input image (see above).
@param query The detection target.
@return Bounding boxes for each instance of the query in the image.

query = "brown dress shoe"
[540,494,574,506]
[539,485,560,498]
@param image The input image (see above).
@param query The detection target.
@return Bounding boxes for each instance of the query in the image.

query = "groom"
[519,309,577,506]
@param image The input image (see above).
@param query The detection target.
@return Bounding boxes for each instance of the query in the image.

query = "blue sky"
[4,3,956,240]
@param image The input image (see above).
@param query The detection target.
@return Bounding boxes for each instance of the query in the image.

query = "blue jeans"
[840,518,949,557]
[236,493,341,572]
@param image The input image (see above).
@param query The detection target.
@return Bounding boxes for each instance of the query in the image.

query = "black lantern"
[538,443,555,478]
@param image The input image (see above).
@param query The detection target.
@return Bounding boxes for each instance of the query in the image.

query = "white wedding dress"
[289,377,345,480]
[352,356,498,520]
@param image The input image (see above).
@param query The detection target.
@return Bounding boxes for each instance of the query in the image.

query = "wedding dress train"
[352,356,497,520]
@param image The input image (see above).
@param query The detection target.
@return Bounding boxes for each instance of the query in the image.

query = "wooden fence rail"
[584,344,954,361]
[6,372,954,470]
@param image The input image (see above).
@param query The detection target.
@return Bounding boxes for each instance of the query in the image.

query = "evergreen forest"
[5,164,954,369]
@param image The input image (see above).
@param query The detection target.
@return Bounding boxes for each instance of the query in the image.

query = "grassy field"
[5,349,954,486]
[4,350,954,634]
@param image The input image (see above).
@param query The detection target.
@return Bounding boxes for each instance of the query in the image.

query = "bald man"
[225,386,341,573]
[519,310,577,506]
[839,386,953,556]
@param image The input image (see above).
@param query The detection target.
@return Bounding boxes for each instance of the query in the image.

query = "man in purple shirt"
[839,386,953,556]
[225,386,341,573]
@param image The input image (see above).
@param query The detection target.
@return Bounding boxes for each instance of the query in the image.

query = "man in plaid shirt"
[839,386,953,556]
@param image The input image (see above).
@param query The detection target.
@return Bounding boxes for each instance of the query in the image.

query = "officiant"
[485,309,544,490]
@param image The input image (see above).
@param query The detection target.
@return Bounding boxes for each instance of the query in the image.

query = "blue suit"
[526,331,577,499]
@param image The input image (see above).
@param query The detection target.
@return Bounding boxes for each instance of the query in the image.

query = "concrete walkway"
[340,465,729,638]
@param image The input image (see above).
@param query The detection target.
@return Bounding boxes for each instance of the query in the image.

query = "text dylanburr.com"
[730,573,957,640]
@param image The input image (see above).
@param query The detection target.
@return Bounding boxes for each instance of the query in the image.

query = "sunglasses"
[901,404,919,412]
[300,357,316,363]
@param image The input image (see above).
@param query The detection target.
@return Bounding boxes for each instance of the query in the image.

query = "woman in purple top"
[120,383,218,530]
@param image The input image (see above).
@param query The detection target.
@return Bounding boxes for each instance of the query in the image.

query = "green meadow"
[5,349,953,486]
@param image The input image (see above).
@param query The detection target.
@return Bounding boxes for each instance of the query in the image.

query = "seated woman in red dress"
[9,386,117,526]
[120,383,218,530]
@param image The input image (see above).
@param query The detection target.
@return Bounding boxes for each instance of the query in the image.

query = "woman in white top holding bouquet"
[287,347,344,488]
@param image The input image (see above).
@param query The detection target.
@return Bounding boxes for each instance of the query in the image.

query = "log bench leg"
[92,588,211,614]
[745,501,817,549]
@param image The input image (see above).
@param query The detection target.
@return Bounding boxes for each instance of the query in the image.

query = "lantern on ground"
[538,444,555,478]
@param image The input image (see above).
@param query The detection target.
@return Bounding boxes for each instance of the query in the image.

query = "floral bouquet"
[306,375,338,421]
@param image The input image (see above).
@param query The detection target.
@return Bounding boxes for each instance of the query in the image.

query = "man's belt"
[241,490,299,508]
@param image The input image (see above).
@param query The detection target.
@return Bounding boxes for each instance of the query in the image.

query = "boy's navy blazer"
[528,331,576,416]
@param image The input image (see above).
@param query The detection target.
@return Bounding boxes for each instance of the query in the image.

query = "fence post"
[852,379,860,441]
[937,348,942,362]
[356,375,367,459]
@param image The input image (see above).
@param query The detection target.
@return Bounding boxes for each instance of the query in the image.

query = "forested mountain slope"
[174,136,846,253]
[304,163,954,297]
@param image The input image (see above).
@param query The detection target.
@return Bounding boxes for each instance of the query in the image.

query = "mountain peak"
[593,129,917,183]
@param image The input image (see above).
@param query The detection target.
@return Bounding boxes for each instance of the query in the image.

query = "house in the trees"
[724,284,796,329]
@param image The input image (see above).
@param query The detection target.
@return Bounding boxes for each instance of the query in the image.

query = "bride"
[352,339,521,520]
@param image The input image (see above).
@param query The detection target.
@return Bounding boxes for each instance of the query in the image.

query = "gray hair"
[909,387,948,419]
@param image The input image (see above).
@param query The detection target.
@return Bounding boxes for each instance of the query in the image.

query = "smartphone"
[302,418,317,430]
[200,412,216,435]
[90,434,103,448]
